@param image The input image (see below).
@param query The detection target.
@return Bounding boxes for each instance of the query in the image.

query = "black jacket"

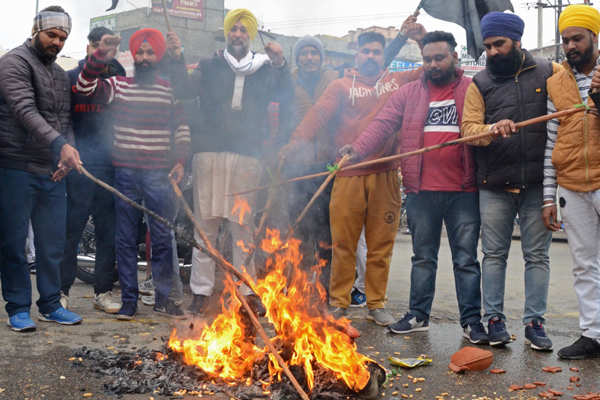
[472,50,553,190]
[183,50,294,159]
[0,39,73,175]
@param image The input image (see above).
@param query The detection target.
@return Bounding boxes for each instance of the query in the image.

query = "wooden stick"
[228,107,585,197]
[161,0,173,32]
[80,166,174,230]
[290,154,350,234]
[169,178,310,400]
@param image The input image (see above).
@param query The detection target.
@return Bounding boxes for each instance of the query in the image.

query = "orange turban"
[129,28,166,61]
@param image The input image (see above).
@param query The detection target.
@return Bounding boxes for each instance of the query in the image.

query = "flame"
[169,217,372,392]
[236,240,251,254]
[231,196,251,225]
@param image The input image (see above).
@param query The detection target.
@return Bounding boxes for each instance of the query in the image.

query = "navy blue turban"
[481,12,524,41]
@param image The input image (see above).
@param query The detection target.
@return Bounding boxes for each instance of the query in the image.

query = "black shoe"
[558,336,600,360]
[388,312,429,334]
[524,319,553,351]
[246,295,266,317]
[154,299,186,319]
[188,294,208,315]
[117,302,137,321]
[463,322,490,345]
[487,316,511,347]
[28,262,36,274]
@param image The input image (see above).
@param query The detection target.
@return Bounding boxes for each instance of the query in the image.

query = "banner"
[152,0,203,20]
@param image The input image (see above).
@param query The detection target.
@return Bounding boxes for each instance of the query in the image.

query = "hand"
[338,144,359,162]
[97,34,121,62]
[542,203,561,231]
[169,162,184,184]
[166,31,183,60]
[490,119,517,138]
[52,143,82,182]
[265,42,285,67]
[592,68,600,91]
[400,15,426,44]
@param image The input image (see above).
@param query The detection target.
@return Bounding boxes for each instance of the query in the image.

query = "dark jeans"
[61,165,115,295]
[0,168,65,316]
[115,168,174,305]
[406,191,482,327]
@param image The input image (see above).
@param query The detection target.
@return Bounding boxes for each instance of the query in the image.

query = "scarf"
[224,49,270,110]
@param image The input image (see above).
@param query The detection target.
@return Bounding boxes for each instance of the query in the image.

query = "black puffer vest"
[472,50,553,190]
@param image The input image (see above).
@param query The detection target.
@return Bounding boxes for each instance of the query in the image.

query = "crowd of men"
[0,4,599,361]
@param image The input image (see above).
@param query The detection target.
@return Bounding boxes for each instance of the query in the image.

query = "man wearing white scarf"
[180,9,293,315]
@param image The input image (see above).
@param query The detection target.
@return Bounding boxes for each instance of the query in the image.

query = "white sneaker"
[141,294,155,306]
[94,291,121,314]
[138,278,155,296]
[60,293,69,310]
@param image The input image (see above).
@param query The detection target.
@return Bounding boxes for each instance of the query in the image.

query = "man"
[0,6,83,331]
[341,31,487,344]
[287,18,422,305]
[75,28,191,320]
[60,26,126,314]
[543,5,600,359]
[462,12,561,350]
[183,9,293,315]
[283,28,425,327]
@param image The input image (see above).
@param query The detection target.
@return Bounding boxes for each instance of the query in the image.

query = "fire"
[169,210,372,393]
[231,196,251,225]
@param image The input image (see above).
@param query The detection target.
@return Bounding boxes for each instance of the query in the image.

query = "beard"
[425,65,456,86]
[33,35,60,64]
[566,40,595,71]
[487,44,522,76]
[227,40,249,60]
[134,61,156,85]
[358,59,381,77]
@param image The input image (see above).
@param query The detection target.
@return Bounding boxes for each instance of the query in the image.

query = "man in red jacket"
[341,31,488,344]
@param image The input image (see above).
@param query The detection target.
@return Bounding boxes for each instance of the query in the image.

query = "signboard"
[152,0,203,20]
[90,14,117,31]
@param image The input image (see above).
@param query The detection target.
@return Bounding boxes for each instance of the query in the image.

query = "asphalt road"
[1,234,598,399]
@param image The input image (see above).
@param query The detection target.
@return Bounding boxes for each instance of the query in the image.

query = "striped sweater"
[76,49,190,170]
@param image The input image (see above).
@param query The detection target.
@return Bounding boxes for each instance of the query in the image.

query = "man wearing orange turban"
[74,29,191,320]
[543,4,600,360]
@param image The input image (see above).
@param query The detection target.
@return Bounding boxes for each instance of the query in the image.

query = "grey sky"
[0,1,573,60]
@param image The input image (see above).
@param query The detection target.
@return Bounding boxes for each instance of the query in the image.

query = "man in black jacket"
[59,26,126,314]
[0,6,83,332]
[182,8,293,314]
[462,12,561,351]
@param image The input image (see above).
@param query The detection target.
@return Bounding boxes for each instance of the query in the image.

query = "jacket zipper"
[514,62,535,188]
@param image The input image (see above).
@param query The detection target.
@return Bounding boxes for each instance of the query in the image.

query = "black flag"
[419,0,514,59]
[106,0,119,11]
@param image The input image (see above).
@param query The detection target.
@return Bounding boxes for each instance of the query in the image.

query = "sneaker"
[524,320,553,351]
[349,288,366,308]
[389,312,429,334]
[367,308,395,326]
[154,299,186,319]
[93,292,121,314]
[463,322,490,345]
[38,307,82,325]
[141,295,155,306]
[59,292,69,310]
[487,316,511,347]
[117,302,137,320]
[329,306,348,319]
[557,336,600,360]
[7,312,36,332]
[138,278,155,296]
[188,294,208,315]
[28,262,36,274]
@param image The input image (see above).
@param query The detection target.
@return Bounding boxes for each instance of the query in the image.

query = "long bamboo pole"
[169,178,310,400]
[228,106,585,197]
[161,0,173,31]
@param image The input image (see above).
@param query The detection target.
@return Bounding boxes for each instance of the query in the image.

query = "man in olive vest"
[543,4,600,360]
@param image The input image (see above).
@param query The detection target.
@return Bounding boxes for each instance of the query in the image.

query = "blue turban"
[481,12,524,41]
